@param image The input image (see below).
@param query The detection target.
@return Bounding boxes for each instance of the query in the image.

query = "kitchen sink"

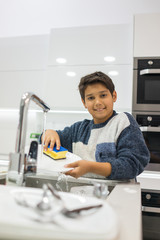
[25,173,132,194]
[3,150,134,195]
[24,152,134,193]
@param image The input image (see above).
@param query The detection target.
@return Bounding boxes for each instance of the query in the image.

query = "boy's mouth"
[94,108,106,112]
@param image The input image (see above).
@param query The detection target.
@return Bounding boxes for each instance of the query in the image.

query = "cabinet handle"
[140,69,160,75]
[140,126,160,132]
[142,206,160,213]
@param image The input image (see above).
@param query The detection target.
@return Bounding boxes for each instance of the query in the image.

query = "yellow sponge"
[43,146,68,160]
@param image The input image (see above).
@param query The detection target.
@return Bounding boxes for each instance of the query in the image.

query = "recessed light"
[56,58,67,64]
[108,71,119,76]
[104,56,115,62]
[66,71,76,77]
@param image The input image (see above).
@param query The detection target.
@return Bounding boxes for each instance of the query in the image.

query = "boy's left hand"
[64,160,91,178]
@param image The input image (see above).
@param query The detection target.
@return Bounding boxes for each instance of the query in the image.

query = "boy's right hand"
[41,129,61,151]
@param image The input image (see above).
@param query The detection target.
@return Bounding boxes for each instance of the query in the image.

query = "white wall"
[0,0,160,37]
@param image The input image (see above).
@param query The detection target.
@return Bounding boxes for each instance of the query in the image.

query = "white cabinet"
[0,35,49,108]
[134,13,160,57]
[0,35,49,71]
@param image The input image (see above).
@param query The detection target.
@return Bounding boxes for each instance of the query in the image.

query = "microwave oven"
[132,57,160,112]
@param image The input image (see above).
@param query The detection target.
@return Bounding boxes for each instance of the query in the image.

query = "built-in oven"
[132,57,160,112]
[142,189,160,240]
[133,112,160,171]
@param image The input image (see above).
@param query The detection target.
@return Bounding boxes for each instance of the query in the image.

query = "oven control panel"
[142,189,160,209]
[136,114,160,126]
[138,59,160,69]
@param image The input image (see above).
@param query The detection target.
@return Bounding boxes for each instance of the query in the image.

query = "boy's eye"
[100,94,107,98]
[87,96,94,100]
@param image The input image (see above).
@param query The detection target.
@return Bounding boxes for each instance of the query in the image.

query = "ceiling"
[0,0,160,37]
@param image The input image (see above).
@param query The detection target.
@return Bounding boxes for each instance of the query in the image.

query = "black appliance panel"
[137,59,160,69]
[132,57,160,112]
[137,59,160,104]
[136,114,160,126]
[136,114,160,165]
[142,189,160,240]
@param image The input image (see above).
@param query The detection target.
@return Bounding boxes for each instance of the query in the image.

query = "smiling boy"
[42,71,149,179]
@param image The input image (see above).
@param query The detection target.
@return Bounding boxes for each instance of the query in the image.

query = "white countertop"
[107,183,141,240]
[137,170,160,190]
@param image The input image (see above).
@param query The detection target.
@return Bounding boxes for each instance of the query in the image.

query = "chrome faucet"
[8,92,50,185]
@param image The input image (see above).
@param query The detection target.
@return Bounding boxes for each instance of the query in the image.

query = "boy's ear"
[81,98,87,108]
[113,91,117,102]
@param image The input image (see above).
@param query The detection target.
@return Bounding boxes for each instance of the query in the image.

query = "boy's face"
[82,83,117,124]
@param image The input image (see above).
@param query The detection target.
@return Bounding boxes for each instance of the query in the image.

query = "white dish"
[38,151,106,179]
[11,187,102,211]
[57,167,74,173]
[37,151,80,175]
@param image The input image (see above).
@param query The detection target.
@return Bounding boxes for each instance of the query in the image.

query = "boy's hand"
[64,160,91,178]
[41,129,61,151]
[64,160,112,178]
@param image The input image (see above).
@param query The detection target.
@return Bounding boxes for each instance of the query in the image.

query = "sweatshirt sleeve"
[56,126,73,152]
[106,113,150,180]
[56,120,85,152]
[38,126,73,151]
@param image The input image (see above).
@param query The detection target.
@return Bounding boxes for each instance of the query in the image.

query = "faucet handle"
[93,182,109,199]
[24,157,37,174]
[17,153,37,186]
[24,140,38,174]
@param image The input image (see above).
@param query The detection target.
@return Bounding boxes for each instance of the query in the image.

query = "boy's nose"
[95,97,102,105]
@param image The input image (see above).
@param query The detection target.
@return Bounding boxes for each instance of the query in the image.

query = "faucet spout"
[16,92,50,172]
[8,92,50,184]
[16,92,50,152]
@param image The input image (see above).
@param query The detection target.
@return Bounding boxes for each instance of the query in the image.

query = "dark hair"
[78,71,115,101]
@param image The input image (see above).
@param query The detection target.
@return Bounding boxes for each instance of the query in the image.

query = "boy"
[42,71,150,179]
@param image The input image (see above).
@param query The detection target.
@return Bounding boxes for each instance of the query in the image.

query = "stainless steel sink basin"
[25,173,132,193]
[1,156,133,193]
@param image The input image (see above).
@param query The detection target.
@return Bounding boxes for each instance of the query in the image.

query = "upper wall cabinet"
[48,25,133,66]
[134,13,160,57]
[0,35,49,108]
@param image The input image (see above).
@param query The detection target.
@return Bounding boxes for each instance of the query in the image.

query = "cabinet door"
[48,25,132,66]
[134,13,160,57]
[0,35,49,108]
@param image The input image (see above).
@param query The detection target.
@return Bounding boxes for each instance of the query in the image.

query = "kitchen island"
[0,182,141,240]
[107,183,141,240]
